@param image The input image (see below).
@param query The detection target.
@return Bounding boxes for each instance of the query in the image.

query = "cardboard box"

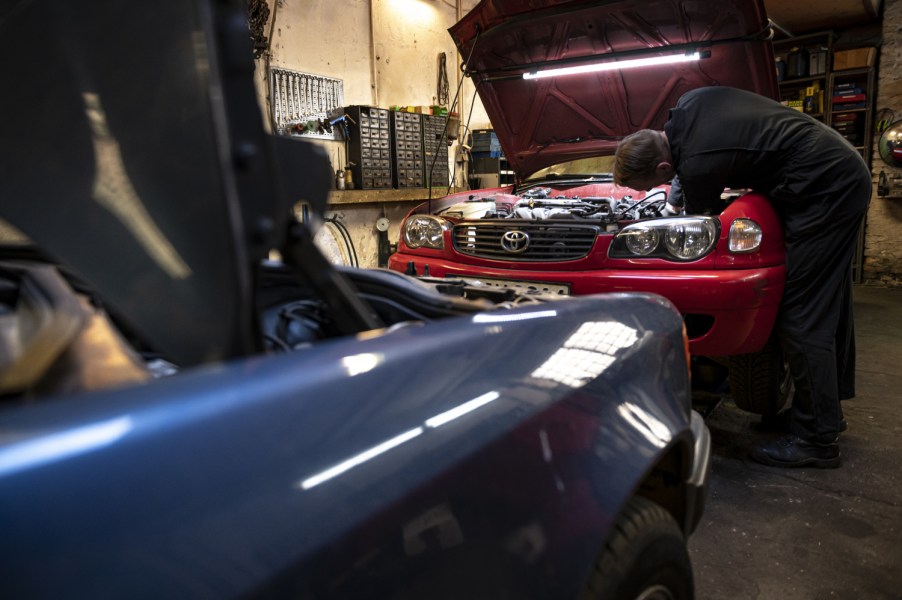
[833,47,876,71]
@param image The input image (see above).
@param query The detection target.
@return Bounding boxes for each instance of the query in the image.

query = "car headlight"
[728,219,762,253]
[403,215,447,249]
[609,217,719,261]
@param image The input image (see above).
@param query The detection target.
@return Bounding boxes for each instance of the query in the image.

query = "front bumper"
[388,252,785,356]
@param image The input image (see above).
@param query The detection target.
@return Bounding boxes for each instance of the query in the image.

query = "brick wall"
[863,1,902,285]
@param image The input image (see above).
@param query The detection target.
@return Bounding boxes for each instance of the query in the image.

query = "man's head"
[613,129,674,191]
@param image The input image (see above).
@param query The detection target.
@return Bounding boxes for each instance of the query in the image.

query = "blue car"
[0,1,710,598]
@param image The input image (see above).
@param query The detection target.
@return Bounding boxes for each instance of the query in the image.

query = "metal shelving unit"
[772,31,877,284]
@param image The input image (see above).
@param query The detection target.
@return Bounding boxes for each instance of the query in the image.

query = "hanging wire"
[447,83,483,195]
[437,52,450,106]
[325,216,359,267]
[428,29,482,209]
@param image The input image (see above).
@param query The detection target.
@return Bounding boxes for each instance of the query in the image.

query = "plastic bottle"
[786,47,809,79]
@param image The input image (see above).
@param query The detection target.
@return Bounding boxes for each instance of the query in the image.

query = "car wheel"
[581,496,693,600]
[728,333,794,416]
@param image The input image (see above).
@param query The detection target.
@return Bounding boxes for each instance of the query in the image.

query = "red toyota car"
[389,0,791,415]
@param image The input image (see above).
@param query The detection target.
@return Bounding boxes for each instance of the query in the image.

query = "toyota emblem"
[501,230,530,254]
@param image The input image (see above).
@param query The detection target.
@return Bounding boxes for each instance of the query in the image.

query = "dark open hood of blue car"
[0,0,333,367]
[450,0,780,179]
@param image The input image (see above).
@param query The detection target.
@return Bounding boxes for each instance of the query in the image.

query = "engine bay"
[0,253,554,401]
[437,186,672,225]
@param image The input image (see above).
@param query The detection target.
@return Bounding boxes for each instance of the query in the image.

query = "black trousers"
[774,138,871,443]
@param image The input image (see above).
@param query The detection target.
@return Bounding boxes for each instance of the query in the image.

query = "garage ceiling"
[764,0,883,36]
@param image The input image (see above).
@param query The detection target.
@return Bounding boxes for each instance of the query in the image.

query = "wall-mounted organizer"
[423,114,450,188]
[390,111,424,188]
[269,68,344,139]
[345,105,393,190]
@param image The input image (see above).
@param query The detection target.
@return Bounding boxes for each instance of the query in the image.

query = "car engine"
[438,186,671,224]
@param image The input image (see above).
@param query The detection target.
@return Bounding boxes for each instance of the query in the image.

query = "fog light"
[729,219,762,253]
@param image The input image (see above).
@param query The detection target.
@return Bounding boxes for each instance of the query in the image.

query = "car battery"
[344,105,393,190]
[423,114,450,188]
[390,111,424,188]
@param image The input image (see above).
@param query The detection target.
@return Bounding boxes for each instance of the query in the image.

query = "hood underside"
[450,0,780,178]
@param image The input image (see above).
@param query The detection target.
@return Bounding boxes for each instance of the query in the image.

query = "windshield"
[524,155,617,181]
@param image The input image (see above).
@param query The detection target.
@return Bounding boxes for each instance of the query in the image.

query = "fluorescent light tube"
[523,51,702,80]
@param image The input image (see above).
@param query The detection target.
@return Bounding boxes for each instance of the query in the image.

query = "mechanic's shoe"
[749,435,840,469]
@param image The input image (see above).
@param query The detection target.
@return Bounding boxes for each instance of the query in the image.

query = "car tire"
[581,496,693,600]
[728,333,794,416]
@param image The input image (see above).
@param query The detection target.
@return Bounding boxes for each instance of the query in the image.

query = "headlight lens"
[403,215,447,249]
[623,228,660,256]
[665,221,718,259]
[728,219,762,253]
[609,217,719,261]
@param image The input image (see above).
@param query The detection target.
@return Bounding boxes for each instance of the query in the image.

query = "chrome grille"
[452,221,600,261]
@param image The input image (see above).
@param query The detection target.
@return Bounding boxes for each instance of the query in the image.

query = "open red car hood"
[450,0,779,179]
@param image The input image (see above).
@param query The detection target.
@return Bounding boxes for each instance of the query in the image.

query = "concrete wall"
[864,0,902,285]
[253,0,485,267]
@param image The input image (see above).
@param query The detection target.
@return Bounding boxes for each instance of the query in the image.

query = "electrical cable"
[447,83,483,195]
[428,28,481,209]
[437,52,450,106]
[339,220,360,267]
[263,333,292,352]
[330,219,357,267]
[325,216,359,267]
[615,189,668,218]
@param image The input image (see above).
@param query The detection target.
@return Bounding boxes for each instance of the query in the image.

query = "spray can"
[335,169,345,190]
[344,167,354,190]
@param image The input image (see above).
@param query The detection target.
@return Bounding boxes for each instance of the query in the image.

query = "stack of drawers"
[345,106,393,190]
[423,114,450,188]
[390,111,424,188]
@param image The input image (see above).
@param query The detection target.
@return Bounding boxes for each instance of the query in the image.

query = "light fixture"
[523,51,703,80]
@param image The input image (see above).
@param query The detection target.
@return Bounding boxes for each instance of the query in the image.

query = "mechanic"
[612,86,871,469]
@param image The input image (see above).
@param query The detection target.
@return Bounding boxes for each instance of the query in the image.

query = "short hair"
[613,129,669,186]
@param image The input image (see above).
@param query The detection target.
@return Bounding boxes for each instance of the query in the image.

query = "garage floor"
[689,284,902,599]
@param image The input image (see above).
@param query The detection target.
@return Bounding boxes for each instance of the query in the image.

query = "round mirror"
[878,120,902,168]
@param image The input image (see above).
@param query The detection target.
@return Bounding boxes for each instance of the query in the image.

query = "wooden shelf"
[327,188,450,205]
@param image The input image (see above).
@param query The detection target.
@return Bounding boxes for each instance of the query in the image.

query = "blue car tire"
[580,496,693,600]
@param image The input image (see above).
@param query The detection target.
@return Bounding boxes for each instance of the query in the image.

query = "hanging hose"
[325,216,359,267]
